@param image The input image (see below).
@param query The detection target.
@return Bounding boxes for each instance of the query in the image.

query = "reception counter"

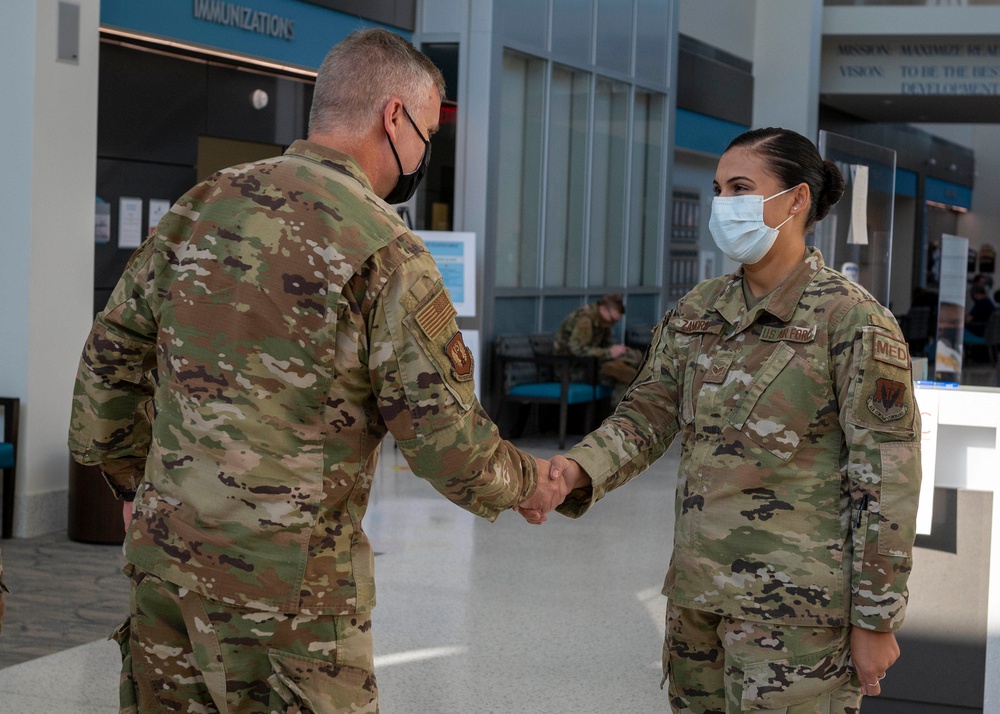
[868,384,1000,714]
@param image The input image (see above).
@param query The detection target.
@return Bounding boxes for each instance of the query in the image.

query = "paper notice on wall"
[94,201,110,244]
[148,199,171,230]
[847,164,869,245]
[118,197,143,249]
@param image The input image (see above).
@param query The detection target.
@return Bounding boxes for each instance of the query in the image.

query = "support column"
[0,0,100,536]
[752,0,823,139]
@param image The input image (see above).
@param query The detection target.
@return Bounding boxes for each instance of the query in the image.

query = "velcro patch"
[670,318,723,335]
[867,378,909,422]
[872,332,909,369]
[415,290,457,339]
[704,354,734,384]
[445,332,474,381]
[760,325,817,343]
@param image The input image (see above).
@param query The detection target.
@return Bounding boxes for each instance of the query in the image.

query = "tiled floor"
[0,434,681,713]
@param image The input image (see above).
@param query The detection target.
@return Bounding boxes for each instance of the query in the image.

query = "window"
[589,77,630,288]
[544,65,590,288]
[496,52,546,289]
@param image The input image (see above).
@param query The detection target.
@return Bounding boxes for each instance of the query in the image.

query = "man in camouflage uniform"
[554,293,644,396]
[69,29,563,713]
[547,249,921,712]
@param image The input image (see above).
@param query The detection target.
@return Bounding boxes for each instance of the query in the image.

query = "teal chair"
[492,334,612,449]
[1,397,19,538]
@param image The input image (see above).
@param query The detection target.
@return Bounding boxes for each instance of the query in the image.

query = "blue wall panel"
[101,0,407,70]
[925,176,972,210]
[675,108,748,157]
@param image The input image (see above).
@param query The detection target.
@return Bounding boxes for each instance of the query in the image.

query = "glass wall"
[544,65,590,288]
[589,77,630,288]
[496,49,668,326]
[496,52,545,289]
[630,89,666,287]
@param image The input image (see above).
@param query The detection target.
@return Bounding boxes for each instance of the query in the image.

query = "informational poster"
[848,164,869,246]
[934,234,969,379]
[94,201,110,245]
[118,197,144,249]
[148,199,171,230]
[417,231,477,318]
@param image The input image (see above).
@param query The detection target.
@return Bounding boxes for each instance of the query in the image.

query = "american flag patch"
[415,290,457,339]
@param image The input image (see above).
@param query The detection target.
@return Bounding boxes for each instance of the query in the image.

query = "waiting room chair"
[492,334,612,449]
[1,397,20,539]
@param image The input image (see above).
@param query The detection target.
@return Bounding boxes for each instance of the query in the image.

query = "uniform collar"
[713,247,826,326]
[285,140,374,193]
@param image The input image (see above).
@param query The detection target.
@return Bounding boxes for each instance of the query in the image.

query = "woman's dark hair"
[725,127,846,228]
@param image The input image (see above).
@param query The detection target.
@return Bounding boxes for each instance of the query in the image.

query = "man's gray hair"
[309,28,445,137]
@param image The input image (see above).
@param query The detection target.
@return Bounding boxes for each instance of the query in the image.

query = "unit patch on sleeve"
[445,332,474,381]
[867,377,909,422]
[415,289,457,340]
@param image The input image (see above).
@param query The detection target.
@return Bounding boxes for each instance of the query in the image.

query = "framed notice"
[416,231,477,318]
[118,197,144,249]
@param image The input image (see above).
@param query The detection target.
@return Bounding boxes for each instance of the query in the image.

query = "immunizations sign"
[192,0,295,41]
[821,39,1000,95]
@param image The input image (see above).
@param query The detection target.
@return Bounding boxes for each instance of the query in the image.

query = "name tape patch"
[760,325,817,343]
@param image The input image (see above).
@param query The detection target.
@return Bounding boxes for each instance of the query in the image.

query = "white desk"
[914,384,1000,712]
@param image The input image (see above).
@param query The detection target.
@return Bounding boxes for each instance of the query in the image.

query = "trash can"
[67,458,124,544]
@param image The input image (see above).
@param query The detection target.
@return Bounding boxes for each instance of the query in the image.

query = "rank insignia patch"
[867,378,908,422]
[445,332,474,381]
[415,290,457,339]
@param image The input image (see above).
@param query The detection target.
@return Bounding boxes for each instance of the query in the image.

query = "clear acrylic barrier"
[816,131,897,308]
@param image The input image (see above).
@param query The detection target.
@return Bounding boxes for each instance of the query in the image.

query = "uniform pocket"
[109,617,138,712]
[740,639,851,711]
[401,301,475,414]
[729,343,824,461]
[877,442,921,557]
[267,649,378,714]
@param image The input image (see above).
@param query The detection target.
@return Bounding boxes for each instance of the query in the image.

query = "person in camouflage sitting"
[554,293,644,400]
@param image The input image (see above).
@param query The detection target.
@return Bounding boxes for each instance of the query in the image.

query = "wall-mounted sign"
[822,37,1000,96]
[101,0,410,71]
[193,0,294,41]
[416,231,477,318]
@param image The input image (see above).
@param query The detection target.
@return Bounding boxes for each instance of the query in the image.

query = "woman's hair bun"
[815,160,846,222]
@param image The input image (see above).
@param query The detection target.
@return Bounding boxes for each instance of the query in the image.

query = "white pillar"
[0,0,100,536]
[752,0,823,139]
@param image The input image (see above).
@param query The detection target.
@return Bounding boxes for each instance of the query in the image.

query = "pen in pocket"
[855,493,869,529]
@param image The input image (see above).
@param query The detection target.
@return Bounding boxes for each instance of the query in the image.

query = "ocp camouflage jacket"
[561,249,921,632]
[69,140,537,615]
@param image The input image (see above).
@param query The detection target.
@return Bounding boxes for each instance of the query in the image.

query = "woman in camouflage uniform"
[532,128,921,713]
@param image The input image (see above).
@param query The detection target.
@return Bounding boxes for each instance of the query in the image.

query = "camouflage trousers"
[663,603,862,714]
[112,565,378,713]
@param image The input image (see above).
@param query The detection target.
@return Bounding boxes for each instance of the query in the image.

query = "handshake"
[516,455,590,525]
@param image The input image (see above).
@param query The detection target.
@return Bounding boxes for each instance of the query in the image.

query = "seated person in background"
[554,293,644,398]
[966,284,996,339]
